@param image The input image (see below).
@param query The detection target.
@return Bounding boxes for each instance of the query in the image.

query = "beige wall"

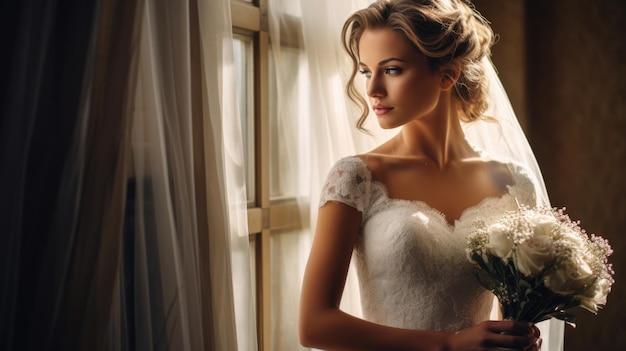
[475,1,626,349]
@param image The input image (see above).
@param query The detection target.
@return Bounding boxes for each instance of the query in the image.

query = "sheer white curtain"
[267,0,393,349]
[130,0,204,349]
[1,0,255,349]
[196,0,257,349]
[122,0,256,349]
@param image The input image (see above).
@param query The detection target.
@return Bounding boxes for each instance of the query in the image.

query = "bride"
[298,0,545,350]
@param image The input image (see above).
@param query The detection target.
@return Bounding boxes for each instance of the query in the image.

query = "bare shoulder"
[355,152,384,171]
[482,158,515,189]
[355,151,404,184]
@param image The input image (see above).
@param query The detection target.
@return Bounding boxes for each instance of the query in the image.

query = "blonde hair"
[341,0,495,130]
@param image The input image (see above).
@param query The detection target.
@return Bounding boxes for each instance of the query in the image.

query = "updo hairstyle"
[341,0,496,130]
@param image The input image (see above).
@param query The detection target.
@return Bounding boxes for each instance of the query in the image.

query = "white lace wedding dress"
[319,156,539,332]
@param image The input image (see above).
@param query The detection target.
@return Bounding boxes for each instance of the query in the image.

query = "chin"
[377,119,402,130]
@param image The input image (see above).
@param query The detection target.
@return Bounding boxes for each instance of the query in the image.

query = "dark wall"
[474,0,528,126]
[526,1,626,348]
[476,1,626,349]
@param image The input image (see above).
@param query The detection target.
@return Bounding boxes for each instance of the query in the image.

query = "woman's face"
[358,27,443,129]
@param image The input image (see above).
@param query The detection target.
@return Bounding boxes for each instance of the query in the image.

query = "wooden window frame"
[231,1,305,349]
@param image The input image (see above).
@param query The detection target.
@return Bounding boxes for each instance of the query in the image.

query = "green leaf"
[476,271,497,291]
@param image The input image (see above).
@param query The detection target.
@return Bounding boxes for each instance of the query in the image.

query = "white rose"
[577,277,612,313]
[514,233,556,277]
[543,256,595,295]
[513,214,557,276]
[529,214,557,237]
[485,223,513,260]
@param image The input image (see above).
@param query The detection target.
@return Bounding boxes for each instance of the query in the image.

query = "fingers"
[482,320,541,350]
[531,324,541,339]
[524,336,542,351]
[488,331,536,349]
[526,323,542,349]
[485,320,534,335]
[451,321,541,351]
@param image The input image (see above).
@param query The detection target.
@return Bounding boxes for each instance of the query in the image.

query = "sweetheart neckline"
[351,156,520,228]
[369,180,516,229]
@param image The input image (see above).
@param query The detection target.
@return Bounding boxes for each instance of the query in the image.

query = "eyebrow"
[358,57,407,67]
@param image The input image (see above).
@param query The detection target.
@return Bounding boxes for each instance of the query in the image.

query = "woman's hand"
[444,320,541,351]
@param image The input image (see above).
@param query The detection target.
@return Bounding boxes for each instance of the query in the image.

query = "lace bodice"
[319,156,538,332]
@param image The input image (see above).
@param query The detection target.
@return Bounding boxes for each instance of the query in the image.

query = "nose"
[366,73,386,98]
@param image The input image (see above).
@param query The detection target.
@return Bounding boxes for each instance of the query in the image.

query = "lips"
[373,104,393,116]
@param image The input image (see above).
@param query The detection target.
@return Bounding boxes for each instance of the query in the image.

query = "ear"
[439,61,462,91]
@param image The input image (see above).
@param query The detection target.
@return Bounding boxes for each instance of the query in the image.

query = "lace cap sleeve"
[507,161,540,207]
[319,157,371,213]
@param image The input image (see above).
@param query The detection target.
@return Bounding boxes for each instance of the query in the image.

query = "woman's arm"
[298,201,446,350]
[298,201,540,351]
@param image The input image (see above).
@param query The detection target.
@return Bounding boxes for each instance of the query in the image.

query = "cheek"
[403,71,438,92]
[400,80,440,110]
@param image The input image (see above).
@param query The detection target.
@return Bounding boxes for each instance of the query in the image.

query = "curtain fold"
[196,0,257,349]
[1,0,255,349]
[0,0,129,349]
[59,0,143,349]
[130,0,203,349]
[128,0,256,349]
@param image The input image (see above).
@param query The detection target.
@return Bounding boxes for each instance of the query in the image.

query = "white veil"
[463,57,550,207]
[467,57,564,351]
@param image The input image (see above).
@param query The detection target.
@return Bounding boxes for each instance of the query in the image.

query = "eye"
[358,69,372,78]
[384,67,402,75]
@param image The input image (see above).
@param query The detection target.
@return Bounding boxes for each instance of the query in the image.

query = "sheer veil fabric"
[464,57,550,208]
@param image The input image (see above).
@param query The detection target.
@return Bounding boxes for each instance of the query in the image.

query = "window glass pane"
[233,35,256,205]
[270,229,310,351]
[269,46,308,200]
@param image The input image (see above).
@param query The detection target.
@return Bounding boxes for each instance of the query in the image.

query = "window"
[231,1,307,349]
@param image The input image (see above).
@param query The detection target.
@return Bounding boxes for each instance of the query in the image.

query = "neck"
[395,99,475,169]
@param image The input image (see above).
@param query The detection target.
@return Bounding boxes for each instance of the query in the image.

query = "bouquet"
[466,204,614,324]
